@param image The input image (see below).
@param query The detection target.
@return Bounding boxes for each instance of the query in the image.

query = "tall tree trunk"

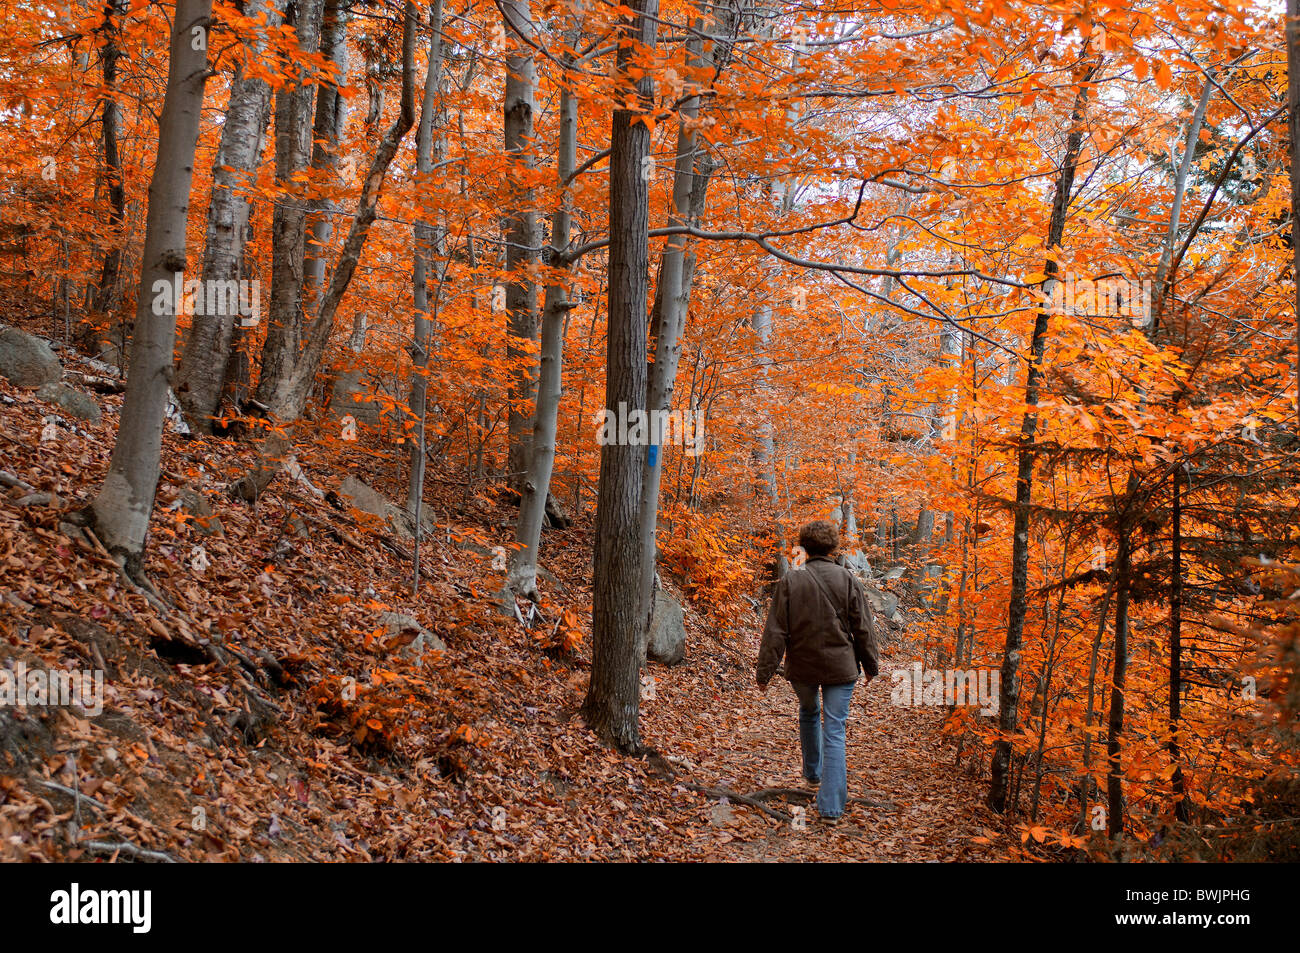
[176,0,283,431]
[93,0,127,321]
[85,0,214,570]
[1151,76,1213,333]
[255,0,326,406]
[408,0,446,586]
[510,46,577,601]
[502,0,538,484]
[635,26,710,627]
[1288,0,1300,423]
[303,0,349,293]
[580,0,658,752]
[988,65,1096,813]
[1169,463,1189,822]
[1106,536,1132,838]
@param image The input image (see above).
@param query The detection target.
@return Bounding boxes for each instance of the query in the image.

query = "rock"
[544,492,570,529]
[645,591,686,665]
[0,325,61,387]
[282,512,309,538]
[380,611,446,657]
[329,367,382,428]
[863,583,899,618]
[840,549,871,576]
[337,475,430,541]
[36,382,100,422]
[338,475,389,518]
[176,484,224,536]
[883,565,906,581]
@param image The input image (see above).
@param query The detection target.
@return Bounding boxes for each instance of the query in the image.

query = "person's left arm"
[847,575,881,679]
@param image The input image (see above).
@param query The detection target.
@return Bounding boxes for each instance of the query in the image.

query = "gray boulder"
[329,368,382,428]
[645,591,687,665]
[863,583,899,619]
[0,325,61,387]
[175,483,224,537]
[840,550,871,576]
[338,474,433,541]
[36,382,100,422]
[380,611,446,657]
[338,475,389,518]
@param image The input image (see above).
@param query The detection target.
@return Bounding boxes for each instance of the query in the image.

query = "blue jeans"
[791,680,855,818]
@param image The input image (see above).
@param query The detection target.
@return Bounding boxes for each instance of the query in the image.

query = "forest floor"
[661,658,1003,862]
[0,331,1004,862]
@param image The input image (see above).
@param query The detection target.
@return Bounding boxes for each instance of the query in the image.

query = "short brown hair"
[798,520,840,558]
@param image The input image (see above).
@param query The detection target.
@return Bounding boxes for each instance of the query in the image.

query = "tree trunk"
[502,0,538,484]
[988,65,1095,813]
[408,0,446,587]
[511,46,577,601]
[1106,537,1132,838]
[580,0,658,752]
[86,0,214,571]
[230,0,419,501]
[176,0,283,431]
[255,0,326,407]
[635,26,710,627]
[303,0,349,293]
[93,0,127,322]
[1288,0,1300,423]
[1169,463,1189,822]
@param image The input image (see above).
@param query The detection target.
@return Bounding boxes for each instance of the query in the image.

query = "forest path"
[647,648,1003,861]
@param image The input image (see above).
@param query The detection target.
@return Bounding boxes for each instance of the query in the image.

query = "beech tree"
[84,0,215,570]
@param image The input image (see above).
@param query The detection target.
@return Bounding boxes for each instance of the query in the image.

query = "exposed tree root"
[747,787,898,810]
[684,782,898,823]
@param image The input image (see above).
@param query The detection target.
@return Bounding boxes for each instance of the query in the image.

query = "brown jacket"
[756,556,880,686]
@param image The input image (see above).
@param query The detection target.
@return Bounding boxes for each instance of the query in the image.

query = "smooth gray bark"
[255,0,325,406]
[409,0,446,586]
[93,0,127,322]
[231,1,419,501]
[303,0,350,292]
[502,0,539,483]
[176,0,283,430]
[635,27,707,627]
[510,49,577,602]
[87,0,214,570]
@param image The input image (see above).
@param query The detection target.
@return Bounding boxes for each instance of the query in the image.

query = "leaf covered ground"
[0,363,1001,862]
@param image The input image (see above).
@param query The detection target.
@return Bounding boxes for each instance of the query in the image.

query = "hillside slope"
[0,336,992,862]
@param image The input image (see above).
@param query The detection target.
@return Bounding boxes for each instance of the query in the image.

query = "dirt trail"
[646,647,1003,861]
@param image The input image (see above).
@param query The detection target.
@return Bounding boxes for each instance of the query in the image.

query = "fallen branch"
[81,840,176,863]
[0,470,34,493]
[68,371,126,393]
[35,779,110,813]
